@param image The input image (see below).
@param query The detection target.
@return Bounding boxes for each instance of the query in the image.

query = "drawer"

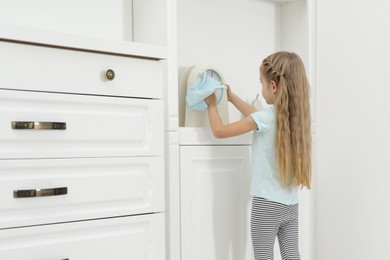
[0,213,165,260]
[0,41,163,99]
[0,89,163,159]
[0,157,164,229]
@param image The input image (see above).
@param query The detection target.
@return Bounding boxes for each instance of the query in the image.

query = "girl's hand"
[224,84,234,102]
[205,93,217,107]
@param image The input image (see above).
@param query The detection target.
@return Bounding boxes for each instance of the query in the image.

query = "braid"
[263,58,284,84]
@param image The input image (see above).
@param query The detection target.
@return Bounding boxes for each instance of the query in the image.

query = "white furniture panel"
[0,0,168,48]
[180,145,252,260]
[0,0,134,42]
[133,0,167,46]
[0,89,164,159]
[0,41,164,99]
[0,157,164,229]
[0,213,165,260]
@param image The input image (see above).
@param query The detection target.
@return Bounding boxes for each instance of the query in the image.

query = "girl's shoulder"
[253,106,275,119]
[251,106,275,132]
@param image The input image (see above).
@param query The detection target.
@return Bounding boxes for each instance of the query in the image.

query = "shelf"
[0,24,167,60]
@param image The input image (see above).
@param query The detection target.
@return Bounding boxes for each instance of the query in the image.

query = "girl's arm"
[206,93,257,138]
[225,84,257,117]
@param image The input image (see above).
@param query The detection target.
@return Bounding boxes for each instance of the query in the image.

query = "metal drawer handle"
[12,121,66,130]
[13,187,68,198]
[106,69,115,80]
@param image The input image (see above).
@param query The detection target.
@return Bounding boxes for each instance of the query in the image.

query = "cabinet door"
[0,157,164,229]
[0,89,163,159]
[0,41,164,99]
[180,145,252,260]
[0,213,165,260]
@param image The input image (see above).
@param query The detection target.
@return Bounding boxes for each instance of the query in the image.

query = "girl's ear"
[270,80,278,94]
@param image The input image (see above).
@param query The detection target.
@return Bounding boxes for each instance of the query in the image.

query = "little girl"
[205,51,311,260]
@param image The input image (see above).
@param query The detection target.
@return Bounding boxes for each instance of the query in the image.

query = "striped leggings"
[251,197,300,260]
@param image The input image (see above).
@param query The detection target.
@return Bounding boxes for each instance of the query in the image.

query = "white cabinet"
[178,129,253,260]
[0,2,167,257]
[176,129,313,260]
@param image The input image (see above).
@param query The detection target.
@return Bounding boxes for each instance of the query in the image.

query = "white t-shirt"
[250,106,298,205]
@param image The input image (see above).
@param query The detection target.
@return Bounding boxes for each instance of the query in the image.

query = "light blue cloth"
[250,106,299,205]
[186,72,226,111]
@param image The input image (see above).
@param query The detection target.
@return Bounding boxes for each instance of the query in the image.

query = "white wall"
[316,0,390,259]
[177,0,281,125]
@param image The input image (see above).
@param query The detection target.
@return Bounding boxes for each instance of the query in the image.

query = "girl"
[205,52,311,260]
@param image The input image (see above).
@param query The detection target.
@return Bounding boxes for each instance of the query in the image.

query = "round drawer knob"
[106,69,115,80]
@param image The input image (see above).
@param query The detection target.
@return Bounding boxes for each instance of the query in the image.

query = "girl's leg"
[251,197,281,260]
[277,204,300,260]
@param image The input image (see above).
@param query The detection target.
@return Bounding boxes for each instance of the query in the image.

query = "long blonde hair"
[261,52,312,189]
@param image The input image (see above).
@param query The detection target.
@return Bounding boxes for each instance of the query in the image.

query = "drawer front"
[0,157,164,229]
[0,213,165,260]
[0,41,163,99]
[0,89,163,159]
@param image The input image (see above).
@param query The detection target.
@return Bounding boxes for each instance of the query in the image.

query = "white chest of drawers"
[0,35,165,259]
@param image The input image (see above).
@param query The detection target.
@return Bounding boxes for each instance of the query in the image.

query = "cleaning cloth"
[186,71,226,111]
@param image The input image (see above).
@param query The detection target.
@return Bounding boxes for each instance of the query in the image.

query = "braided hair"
[261,52,312,188]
